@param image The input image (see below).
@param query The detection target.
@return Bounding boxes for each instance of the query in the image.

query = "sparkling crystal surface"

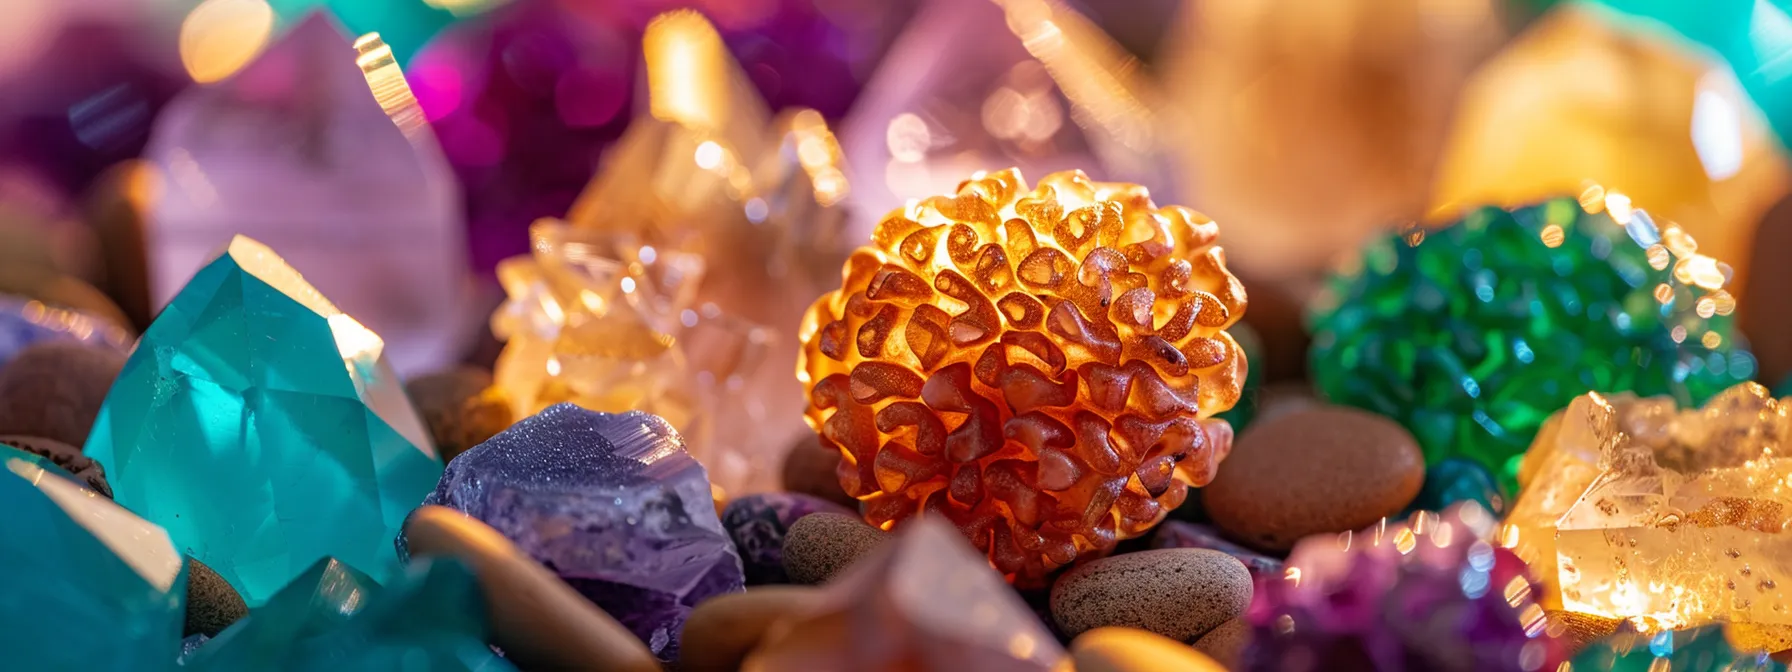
[0,294,132,367]
[0,448,187,670]
[1309,195,1752,491]
[1245,504,1562,671]
[84,235,443,605]
[414,403,744,661]
[1570,625,1784,671]
[745,517,1066,671]
[723,491,854,585]
[798,167,1246,585]
[1524,384,1792,649]
[145,14,471,376]
[185,556,511,671]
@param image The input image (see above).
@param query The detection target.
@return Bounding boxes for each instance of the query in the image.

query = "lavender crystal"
[411,403,744,661]
[722,492,853,585]
[1244,503,1562,672]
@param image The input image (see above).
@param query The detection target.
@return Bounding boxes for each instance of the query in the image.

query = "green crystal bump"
[185,557,513,672]
[1571,625,1783,671]
[0,449,188,669]
[1309,198,1752,491]
[84,235,444,604]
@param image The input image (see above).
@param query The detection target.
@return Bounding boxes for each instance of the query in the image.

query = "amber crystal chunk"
[797,168,1247,585]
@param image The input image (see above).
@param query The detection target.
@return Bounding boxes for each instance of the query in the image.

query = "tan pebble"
[1051,549,1251,642]
[403,506,659,672]
[782,512,885,585]
[403,367,513,463]
[1072,627,1229,672]
[1203,405,1424,551]
[780,434,858,510]
[680,587,824,672]
[1192,617,1249,669]
[0,341,126,446]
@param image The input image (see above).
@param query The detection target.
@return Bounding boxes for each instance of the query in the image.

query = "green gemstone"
[84,235,444,604]
[0,448,187,669]
[186,557,512,671]
[1309,199,1753,492]
[1572,625,1783,671]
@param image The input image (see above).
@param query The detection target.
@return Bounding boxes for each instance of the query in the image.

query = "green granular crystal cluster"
[1308,196,1754,491]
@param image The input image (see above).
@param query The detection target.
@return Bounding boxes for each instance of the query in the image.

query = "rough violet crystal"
[407,403,744,661]
[1246,503,1562,671]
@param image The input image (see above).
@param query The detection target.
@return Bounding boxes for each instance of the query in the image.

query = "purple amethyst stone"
[1150,520,1283,579]
[721,492,851,585]
[1243,504,1563,672]
[413,403,744,661]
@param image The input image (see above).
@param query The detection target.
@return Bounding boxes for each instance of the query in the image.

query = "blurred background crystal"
[143,14,474,376]
[837,0,1170,243]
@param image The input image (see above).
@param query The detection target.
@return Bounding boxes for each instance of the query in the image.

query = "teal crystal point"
[1571,625,1783,671]
[185,556,512,671]
[0,449,188,670]
[84,235,444,605]
[1308,198,1753,491]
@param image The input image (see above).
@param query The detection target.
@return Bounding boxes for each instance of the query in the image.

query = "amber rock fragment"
[797,168,1248,585]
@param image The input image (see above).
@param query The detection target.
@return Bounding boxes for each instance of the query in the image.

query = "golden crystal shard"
[1509,383,1792,644]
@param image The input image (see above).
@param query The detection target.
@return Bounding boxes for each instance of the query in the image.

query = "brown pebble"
[1051,549,1252,642]
[1543,610,1621,657]
[403,366,513,462]
[1202,405,1424,551]
[780,434,857,511]
[184,557,248,637]
[403,506,659,672]
[680,587,825,672]
[1743,194,1792,384]
[1072,627,1229,672]
[0,435,112,497]
[782,513,885,585]
[0,342,127,447]
[1192,617,1249,668]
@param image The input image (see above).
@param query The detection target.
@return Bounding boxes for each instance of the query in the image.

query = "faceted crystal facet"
[0,449,187,670]
[1513,383,1792,649]
[411,403,744,661]
[744,517,1067,671]
[1246,504,1564,671]
[0,294,132,367]
[492,11,854,495]
[84,235,443,605]
[145,14,472,376]
[1309,196,1752,491]
[185,556,512,672]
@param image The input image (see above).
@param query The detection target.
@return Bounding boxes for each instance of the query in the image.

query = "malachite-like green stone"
[0,448,188,670]
[1571,625,1783,671]
[1309,198,1752,491]
[83,235,444,605]
[185,556,513,671]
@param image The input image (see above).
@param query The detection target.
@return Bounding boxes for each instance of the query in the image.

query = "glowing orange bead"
[796,168,1248,585]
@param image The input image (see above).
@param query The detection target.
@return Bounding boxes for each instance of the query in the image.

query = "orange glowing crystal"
[796,168,1247,585]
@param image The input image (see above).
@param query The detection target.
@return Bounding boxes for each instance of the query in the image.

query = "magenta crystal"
[1244,504,1562,671]
[721,491,852,586]
[409,402,743,661]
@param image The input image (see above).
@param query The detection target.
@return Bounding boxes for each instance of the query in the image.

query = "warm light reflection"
[644,11,730,132]
[328,313,386,362]
[180,0,276,84]
[354,33,427,139]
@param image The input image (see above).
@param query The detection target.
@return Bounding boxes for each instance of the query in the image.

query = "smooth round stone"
[1050,549,1251,642]
[0,341,126,446]
[781,512,885,586]
[0,435,110,497]
[184,557,247,637]
[1202,405,1425,551]
[404,366,513,463]
[679,587,824,672]
[403,505,660,672]
[1191,618,1248,669]
[1410,457,1508,515]
[1071,627,1229,672]
[723,492,853,585]
[780,434,857,510]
